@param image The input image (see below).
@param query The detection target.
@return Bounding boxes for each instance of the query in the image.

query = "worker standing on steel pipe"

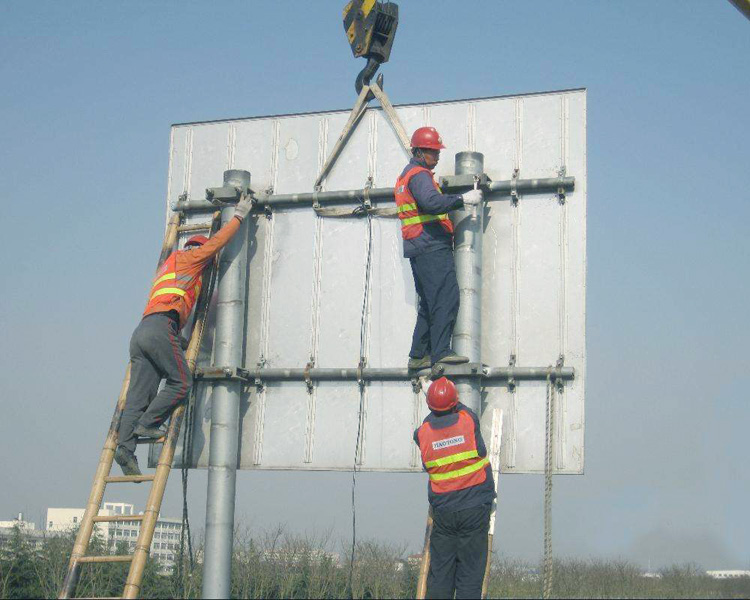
[414,377,495,598]
[395,127,483,369]
[114,194,253,476]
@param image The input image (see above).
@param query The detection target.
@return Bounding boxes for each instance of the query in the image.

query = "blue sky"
[1,0,749,569]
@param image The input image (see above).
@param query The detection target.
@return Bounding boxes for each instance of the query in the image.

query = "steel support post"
[452,152,484,413]
[201,170,250,599]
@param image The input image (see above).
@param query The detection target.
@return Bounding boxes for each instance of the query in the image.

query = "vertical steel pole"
[201,169,250,599]
[452,152,484,413]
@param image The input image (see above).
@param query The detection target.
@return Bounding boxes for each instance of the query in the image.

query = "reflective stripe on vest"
[429,457,489,481]
[424,449,480,469]
[401,213,451,226]
[144,252,201,318]
[394,166,454,240]
[150,287,187,300]
[417,409,488,494]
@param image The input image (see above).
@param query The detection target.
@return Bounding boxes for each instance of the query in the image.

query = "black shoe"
[435,352,470,365]
[408,356,431,370]
[114,447,142,477]
[133,424,166,440]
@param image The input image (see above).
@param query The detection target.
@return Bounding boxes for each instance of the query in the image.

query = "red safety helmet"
[185,235,208,247]
[426,377,458,412]
[410,126,446,150]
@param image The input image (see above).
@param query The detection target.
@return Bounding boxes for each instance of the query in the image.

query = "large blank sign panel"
[165,89,587,474]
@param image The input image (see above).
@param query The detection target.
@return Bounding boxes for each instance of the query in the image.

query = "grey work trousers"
[427,503,491,599]
[117,313,192,453]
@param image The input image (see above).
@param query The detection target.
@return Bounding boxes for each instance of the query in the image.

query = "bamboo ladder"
[59,211,221,600]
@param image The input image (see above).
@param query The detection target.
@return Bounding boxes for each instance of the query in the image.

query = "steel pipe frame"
[174,176,575,212]
[201,171,250,599]
[452,151,484,413]
[194,365,575,382]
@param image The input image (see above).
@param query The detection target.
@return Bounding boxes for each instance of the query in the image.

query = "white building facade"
[46,502,183,570]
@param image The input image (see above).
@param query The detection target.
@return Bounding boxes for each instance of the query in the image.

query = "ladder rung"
[104,475,155,483]
[178,222,211,232]
[92,515,144,523]
[77,555,133,563]
[136,436,165,445]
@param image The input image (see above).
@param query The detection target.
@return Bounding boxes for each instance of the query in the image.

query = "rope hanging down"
[348,210,374,598]
[542,372,557,599]
[177,220,221,593]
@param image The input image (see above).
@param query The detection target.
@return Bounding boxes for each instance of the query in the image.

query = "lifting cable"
[348,209,374,599]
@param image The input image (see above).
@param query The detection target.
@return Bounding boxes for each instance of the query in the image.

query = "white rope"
[542,373,556,599]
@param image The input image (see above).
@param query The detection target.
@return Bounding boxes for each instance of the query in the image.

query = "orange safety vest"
[417,409,489,494]
[394,166,454,240]
[143,252,203,326]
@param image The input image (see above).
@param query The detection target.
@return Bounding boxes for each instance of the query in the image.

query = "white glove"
[233,193,253,221]
[462,189,483,206]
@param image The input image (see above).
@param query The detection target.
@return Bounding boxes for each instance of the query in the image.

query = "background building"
[45,503,183,570]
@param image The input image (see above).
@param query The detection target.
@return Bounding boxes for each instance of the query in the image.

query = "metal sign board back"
[161,89,586,474]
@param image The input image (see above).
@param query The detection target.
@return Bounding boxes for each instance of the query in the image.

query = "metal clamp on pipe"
[438,173,490,192]
[510,168,519,205]
[304,361,314,394]
[194,366,249,381]
[557,167,567,204]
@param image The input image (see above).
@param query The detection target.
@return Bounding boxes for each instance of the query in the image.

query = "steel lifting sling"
[59,211,221,600]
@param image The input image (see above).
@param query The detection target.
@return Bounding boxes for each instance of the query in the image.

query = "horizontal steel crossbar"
[194,364,574,383]
[174,176,575,213]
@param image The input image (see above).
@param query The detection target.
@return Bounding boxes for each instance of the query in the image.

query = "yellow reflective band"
[398,203,418,213]
[150,287,187,300]
[425,450,480,469]
[428,457,489,482]
[362,0,376,17]
[153,272,176,286]
[401,213,449,226]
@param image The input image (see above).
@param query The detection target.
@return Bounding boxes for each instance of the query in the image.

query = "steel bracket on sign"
[556,166,567,205]
[438,173,490,193]
[510,168,520,205]
[205,184,254,207]
[430,361,483,381]
[554,355,565,392]
[361,177,373,212]
[356,358,367,389]
[304,360,315,394]
[411,377,423,395]
[254,357,266,392]
[508,354,517,392]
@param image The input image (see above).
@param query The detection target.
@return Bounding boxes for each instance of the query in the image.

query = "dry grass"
[3,523,750,598]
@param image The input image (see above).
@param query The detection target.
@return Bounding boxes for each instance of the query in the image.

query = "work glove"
[233,193,254,221]
[462,189,483,206]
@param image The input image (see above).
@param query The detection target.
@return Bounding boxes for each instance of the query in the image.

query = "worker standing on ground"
[114,194,253,476]
[395,127,483,369]
[414,377,494,599]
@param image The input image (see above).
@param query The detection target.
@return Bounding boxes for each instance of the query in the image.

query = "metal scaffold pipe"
[452,151,484,413]
[201,169,250,599]
[194,365,575,382]
[174,176,575,212]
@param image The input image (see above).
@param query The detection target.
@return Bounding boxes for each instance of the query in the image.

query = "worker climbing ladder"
[58,210,222,600]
